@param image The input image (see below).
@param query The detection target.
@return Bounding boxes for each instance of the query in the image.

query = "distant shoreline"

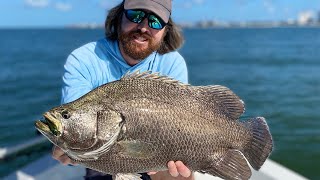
[182,25,320,29]
[1,24,320,30]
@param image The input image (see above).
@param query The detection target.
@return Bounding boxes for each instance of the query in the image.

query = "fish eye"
[61,111,70,119]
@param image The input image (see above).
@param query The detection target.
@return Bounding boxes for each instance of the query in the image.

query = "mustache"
[128,30,152,40]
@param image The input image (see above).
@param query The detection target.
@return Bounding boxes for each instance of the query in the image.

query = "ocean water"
[0,28,319,179]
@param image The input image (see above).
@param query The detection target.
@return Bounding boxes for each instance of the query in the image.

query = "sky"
[0,0,320,27]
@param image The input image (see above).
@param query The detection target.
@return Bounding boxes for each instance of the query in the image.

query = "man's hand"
[148,161,194,180]
[52,146,77,165]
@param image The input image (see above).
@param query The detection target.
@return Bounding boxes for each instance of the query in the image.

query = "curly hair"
[104,1,184,54]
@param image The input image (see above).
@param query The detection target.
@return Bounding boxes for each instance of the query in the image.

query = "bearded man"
[52,0,193,179]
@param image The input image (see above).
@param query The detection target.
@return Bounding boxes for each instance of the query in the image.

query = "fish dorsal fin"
[195,85,245,120]
[121,70,188,86]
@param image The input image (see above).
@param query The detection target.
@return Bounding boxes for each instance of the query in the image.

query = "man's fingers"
[147,171,158,175]
[51,146,77,165]
[59,154,72,165]
[60,154,77,165]
[52,146,64,159]
[175,161,191,178]
[70,160,78,165]
[167,161,179,177]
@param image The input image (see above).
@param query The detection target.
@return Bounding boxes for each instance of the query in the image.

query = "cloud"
[24,0,72,12]
[24,0,50,8]
[263,0,275,14]
[54,2,72,11]
[175,0,205,9]
[99,0,122,9]
[181,2,192,9]
[193,0,204,5]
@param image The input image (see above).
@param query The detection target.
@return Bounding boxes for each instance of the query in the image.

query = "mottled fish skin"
[35,71,273,180]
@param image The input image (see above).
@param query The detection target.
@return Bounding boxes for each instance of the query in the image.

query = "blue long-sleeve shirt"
[61,38,188,104]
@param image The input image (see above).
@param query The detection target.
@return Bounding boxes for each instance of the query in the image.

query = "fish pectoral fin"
[118,140,157,159]
[113,173,141,180]
[205,150,251,180]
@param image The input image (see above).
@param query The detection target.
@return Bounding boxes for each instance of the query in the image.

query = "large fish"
[35,71,273,180]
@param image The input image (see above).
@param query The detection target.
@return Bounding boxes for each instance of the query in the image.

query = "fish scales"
[104,75,239,123]
[35,71,273,180]
[87,106,235,173]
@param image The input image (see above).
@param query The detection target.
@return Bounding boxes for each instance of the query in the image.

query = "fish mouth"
[35,112,62,136]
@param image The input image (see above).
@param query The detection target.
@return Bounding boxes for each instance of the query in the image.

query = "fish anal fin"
[205,150,252,180]
[117,140,156,159]
[195,85,245,120]
[113,173,141,180]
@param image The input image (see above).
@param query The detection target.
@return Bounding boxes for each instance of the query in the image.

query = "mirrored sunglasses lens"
[148,15,163,29]
[126,10,145,23]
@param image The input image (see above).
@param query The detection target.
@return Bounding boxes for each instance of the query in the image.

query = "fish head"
[35,98,125,160]
[35,102,102,152]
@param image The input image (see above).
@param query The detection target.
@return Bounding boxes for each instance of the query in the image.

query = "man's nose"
[137,18,150,33]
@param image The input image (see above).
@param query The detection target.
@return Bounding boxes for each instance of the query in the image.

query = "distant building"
[298,11,315,25]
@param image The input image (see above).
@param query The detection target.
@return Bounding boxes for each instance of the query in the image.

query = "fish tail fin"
[242,117,273,170]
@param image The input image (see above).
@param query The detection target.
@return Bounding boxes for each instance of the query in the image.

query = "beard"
[118,30,162,60]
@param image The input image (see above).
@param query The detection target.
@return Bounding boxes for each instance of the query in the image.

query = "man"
[52,0,194,179]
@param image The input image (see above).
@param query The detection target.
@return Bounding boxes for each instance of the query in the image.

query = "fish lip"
[35,120,51,134]
[35,112,63,137]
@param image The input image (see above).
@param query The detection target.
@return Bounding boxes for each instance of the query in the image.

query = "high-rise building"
[298,11,314,25]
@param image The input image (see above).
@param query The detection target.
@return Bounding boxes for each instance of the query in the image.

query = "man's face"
[118,10,166,60]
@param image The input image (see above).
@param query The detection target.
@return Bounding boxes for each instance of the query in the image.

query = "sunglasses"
[124,9,167,30]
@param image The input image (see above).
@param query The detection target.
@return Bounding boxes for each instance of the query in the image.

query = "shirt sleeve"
[167,52,188,84]
[61,53,94,104]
